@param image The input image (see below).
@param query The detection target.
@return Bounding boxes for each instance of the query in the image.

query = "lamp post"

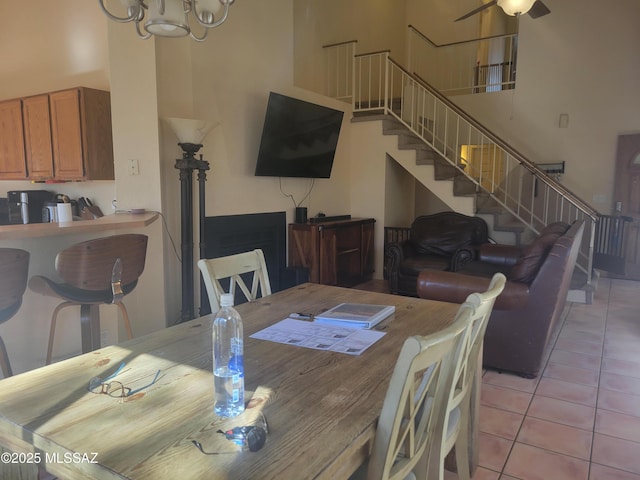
[165,118,217,322]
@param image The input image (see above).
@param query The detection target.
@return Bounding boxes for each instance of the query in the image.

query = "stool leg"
[46,302,74,365]
[115,302,133,340]
[0,335,13,378]
[80,304,101,354]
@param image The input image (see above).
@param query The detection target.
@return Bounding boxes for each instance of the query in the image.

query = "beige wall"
[0,2,123,373]
[2,0,639,373]
[294,0,407,95]
[451,0,640,215]
[0,1,115,209]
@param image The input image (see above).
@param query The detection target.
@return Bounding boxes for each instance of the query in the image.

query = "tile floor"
[357,277,640,480]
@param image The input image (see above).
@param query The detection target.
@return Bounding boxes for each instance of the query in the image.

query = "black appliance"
[7,190,55,224]
[254,92,344,178]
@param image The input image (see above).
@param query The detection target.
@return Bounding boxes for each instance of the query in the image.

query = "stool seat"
[29,277,138,304]
[28,234,148,365]
[0,248,30,378]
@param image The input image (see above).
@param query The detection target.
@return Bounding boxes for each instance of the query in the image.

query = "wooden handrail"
[408,24,517,49]
[380,55,599,220]
[322,39,358,49]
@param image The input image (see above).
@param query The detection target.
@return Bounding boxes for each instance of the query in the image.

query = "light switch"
[559,114,569,128]
[128,159,140,176]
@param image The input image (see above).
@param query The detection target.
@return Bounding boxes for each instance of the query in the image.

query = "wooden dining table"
[0,283,469,480]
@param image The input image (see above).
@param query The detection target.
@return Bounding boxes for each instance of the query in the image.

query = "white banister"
[331,46,598,283]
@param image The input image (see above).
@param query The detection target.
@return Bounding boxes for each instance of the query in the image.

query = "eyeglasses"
[192,412,269,454]
[88,362,161,398]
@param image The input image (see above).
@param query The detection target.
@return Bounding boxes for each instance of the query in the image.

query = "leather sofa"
[417,220,585,378]
[385,212,489,297]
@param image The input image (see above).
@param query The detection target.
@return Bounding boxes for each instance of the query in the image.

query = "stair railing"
[324,40,357,102]
[349,51,599,284]
[407,26,518,95]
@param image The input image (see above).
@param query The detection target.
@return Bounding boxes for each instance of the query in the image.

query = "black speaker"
[295,207,307,224]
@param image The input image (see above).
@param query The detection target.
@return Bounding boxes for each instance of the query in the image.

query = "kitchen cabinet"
[0,87,114,181]
[288,218,375,286]
[0,99,27,180]
[22,94,54,179]
[49,87,114,181]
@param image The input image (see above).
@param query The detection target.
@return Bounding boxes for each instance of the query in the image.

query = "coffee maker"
[7,190,55,224]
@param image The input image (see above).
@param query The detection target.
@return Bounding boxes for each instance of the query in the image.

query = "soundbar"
[309,214,352,223]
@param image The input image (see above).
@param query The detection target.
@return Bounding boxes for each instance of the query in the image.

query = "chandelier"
[98,0,234,41]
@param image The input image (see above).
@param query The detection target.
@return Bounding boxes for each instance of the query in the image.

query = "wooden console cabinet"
[288,218,375,286]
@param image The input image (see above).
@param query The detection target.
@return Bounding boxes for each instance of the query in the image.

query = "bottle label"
[231,338,243,355]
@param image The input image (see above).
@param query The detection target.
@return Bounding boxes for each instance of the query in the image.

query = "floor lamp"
[165,118,217,322]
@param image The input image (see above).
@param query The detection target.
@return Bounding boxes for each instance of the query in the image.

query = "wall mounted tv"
[254,92,344,178]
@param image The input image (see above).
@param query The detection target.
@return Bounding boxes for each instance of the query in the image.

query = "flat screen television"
[254,92,344,178]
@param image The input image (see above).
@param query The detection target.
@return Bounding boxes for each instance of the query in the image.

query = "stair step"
[415,149,437,165]
[453,176,477,196]
[433,158,460,180]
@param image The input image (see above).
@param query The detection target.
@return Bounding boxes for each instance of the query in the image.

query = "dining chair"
[28,234,148,364]
[426,272,506,480]
[0,248,30,378]
[197,248,272,312]
[364,307,474,480]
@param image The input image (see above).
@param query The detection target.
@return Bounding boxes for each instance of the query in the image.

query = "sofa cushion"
[410,223,476,256]
[509,232,561,283]
[400,255,450,276]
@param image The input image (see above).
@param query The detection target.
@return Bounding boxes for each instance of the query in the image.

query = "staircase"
[328,42,601,302]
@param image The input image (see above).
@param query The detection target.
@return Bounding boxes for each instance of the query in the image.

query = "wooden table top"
[0,283,459,480]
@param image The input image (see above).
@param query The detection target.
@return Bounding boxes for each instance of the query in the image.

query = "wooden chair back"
[0,249,29,317]
[55,234,148,291]
[198,249,272,312]
[367,310,472,480]
[428,272,506,480]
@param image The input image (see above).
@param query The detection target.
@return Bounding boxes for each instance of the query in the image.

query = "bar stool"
[28,234,148,364]
[0,248,30,378]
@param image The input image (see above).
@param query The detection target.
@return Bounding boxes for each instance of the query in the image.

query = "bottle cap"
[220,293,234,307]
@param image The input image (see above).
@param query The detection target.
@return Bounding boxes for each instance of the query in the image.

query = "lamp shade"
[144,0,189,37]
[496,0,537,16]
[165,117,219,144]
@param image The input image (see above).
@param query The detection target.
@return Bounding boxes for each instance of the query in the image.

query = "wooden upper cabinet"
[0,87,114,181]
[22,94,54,179]
[50,87,114,181]
[50,89,85,179]
[0,99,27,180]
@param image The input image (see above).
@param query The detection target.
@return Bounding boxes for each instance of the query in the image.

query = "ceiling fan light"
[496,0,537,16]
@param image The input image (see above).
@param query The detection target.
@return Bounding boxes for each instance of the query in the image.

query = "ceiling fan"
[455,0,551,22]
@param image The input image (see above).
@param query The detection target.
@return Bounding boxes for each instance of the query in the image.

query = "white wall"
[449,0,640,215]
[3,0,640,373]
[0,1,115,209]
[293,0,407,95]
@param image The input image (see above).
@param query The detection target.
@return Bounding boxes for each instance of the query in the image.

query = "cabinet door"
[50,89,85,179]
[22,95,54,179]
[361,221,375,277]
[0,99,27,179]
[319,227,338,285]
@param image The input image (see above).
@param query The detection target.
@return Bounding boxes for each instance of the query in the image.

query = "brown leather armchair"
[385,212,488,297]
[417,220,585,378]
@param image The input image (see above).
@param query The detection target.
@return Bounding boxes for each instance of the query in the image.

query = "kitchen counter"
[0,211,159,240]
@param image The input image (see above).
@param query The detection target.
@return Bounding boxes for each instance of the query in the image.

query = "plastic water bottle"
[212,293,245,417]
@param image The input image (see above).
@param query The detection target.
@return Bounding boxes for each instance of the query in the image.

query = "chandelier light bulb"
[98,0,234,41]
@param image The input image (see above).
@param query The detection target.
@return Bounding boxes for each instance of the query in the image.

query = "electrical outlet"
[128,159,139,176]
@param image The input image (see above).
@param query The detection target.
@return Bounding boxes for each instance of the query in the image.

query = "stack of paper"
[313,303,395,329]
